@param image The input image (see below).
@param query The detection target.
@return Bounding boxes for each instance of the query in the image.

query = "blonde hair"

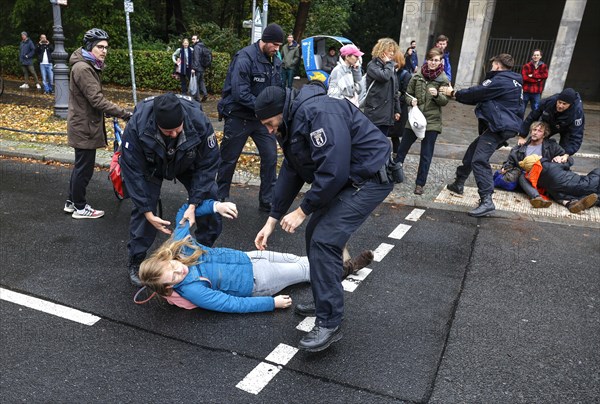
[139,236,204,296]
[529,121,550,137]
[371,38,399,59]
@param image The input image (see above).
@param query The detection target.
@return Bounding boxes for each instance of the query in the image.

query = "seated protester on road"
[500,121,570,208]
[519,88,585,156]
[518,155,599,214]
[140,203,374,313]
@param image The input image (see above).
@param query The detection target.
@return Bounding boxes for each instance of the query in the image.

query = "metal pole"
[124,2,137,104]
[251,0,257,45]
[262,0,269,29]
[50,0,69,119]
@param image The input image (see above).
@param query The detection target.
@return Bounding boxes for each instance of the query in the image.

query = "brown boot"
[342,250,374,278]
[567,194,598,213]
[530,196,552,208]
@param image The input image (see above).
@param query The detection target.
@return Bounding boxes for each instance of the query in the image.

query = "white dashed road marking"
[0,287,101,326]
[388,223,412,240]
[373,243,395,262]
[236,343,298,395]
[342,267,373,292]
[405,208,425,222]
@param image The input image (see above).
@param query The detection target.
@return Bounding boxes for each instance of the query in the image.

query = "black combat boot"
[128,254,145,287]
[468,194,495,217]
[447,179,465,195]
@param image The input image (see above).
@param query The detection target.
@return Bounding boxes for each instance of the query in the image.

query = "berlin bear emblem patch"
[310,128,327,147]
[575,118,582,126]
[207,133,217,148]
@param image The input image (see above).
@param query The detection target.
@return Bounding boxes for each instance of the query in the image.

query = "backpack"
[201,46,212,68]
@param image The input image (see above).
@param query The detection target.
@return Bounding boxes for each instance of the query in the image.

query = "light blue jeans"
[248,251,310,296]
[40,63,53,93]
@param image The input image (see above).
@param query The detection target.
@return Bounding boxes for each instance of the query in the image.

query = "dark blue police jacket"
[218,41,282,121]
[455,70,524,134]
[121,95,220,213]
[521,93,585,155]
[270,83,392,220]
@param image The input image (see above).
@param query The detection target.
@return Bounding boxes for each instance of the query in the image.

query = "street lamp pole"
[50,0,69,119]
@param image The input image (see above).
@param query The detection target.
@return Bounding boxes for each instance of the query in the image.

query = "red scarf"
[421,63,444,81]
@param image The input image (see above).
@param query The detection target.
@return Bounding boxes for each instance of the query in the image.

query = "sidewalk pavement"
[1,79,599,227]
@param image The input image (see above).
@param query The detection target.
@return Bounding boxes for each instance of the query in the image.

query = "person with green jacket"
[395,47,450,195]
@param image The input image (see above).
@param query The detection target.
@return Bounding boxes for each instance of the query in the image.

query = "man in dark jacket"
[518,88,585,157]
[217,23,284,212]
[19,31,40,89]
[441,53,524,217]
[538,164,599,213]
[501,121,569,208]
[36,34,54,94]
[253,83,395,352]
[190,35,209,102]
[121,93,222,286]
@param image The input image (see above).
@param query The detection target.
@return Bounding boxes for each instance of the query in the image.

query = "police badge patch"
[310,128,327,147]
[575,118,583,126]
[207,133,217,148]
[482,79,492,86]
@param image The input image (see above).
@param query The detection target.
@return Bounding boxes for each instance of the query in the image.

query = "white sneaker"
[72,204,105,219]
[36,83,41,89]
[19,83,29,89]
[64,200,75,213]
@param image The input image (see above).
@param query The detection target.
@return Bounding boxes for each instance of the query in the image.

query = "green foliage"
[0,45,230,93]
[186,22,246,57]
[305,0,355,38]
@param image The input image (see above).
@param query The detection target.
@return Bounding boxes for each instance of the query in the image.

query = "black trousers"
[69,148,97,210]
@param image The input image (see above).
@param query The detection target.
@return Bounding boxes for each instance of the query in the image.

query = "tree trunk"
[165,0,173,41]
[173,0,185,34]
[293,0,311,41]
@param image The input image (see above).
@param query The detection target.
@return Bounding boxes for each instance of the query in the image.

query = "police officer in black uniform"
[441,54,524,217]
[121,93,221,286]
[217,23,284,212]
[253,83,396,352]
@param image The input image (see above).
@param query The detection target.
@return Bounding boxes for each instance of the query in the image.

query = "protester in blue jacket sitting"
[139,203,372,313]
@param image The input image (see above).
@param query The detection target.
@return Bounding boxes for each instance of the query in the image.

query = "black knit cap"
[558,88,577,105]
[154,93,184,129]
[261,23,284,44]
[255,86,286,120]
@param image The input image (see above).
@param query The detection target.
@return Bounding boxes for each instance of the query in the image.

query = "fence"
[482,37,555,80]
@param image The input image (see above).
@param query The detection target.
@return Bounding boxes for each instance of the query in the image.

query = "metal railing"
[482,37,555,80]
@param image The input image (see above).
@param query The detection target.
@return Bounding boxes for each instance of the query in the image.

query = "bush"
[0,46,230,94]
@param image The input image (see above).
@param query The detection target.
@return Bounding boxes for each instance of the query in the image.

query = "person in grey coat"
[19,31,40,89]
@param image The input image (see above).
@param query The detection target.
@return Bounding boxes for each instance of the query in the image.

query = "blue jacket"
[19,38,36,66]
[172,205,274,313]
[218,41,282,121]
[442,52,451,82]
[271,83,391,219]
[521,93,585,155]
[455,70,524,135]
[121,95,220,213]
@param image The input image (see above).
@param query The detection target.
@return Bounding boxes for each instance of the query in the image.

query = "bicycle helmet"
[83,28,109,51]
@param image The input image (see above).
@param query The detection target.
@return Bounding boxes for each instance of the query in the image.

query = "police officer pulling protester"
[518,88,585,157]
[64,28,132,219]
[440,53,523,217]
[121,93,224,287]
[217,23,284,213]
[253,83,399,352]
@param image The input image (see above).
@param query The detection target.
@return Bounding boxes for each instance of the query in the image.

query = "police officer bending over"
[441,54,524,217]
[518,87,585,158]
[254,83,396,352]
[121,93,222,286]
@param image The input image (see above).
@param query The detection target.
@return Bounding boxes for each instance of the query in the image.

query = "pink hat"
[340,44,364,57]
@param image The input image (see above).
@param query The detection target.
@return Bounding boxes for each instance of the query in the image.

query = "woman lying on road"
[139,203,373,313]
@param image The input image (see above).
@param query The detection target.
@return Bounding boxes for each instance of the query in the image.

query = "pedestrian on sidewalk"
[171,38,192,95]
[64,28,132,220]
[394,47,450,195]
[441,53,523,217]
[190,35,209,102]
[253,83,394,352]
[120,93,222,287]
[327,44,364,107]
[19,31,41,90]
[36,34,54,94]
[281,33,300,89]
[521,49,548,113]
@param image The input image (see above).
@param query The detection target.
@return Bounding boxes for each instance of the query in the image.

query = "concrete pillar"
[454,0,496,89]
[543,0,587,97]
[399,0,440,66]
